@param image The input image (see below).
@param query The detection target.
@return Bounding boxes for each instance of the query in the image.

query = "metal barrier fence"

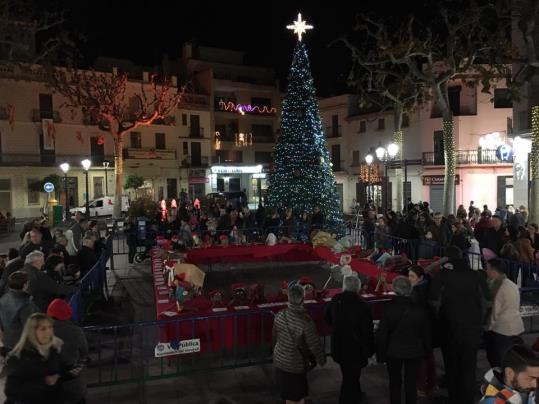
[82,299,389,388]
[69,237,112,324]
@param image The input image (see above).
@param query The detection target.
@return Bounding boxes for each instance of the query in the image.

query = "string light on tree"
[286,13,313,42]
[267,13,344,235]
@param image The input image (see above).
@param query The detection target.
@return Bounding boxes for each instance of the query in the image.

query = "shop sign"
[422,175,460,186]
[211,165,262,174]
[188,177,209,184]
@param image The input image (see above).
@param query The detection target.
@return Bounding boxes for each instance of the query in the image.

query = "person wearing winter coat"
[273,284,325,404]
[47,298,89,404]
[5,313,82,404]
[429,245,491,404]
[480,345,539,404]
[377,276,431,404]
[0,271,40,351]
[325,275,374,404]
[485,259,524,369]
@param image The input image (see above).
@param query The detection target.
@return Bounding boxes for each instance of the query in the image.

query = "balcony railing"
[124,148,176,160]
[326,126,342,138]
[188,127,205,138]
[422,149,509,166]
[181,155,209,167]
[0,153,115,167]
[179,94,210,109]
[31,109,62,122]
[332,160,346,172]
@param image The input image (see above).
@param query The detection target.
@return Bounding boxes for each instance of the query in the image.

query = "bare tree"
[49,69,186,218]
[340,26,427,212]
[344,1,510,215]
[0,0,77,65]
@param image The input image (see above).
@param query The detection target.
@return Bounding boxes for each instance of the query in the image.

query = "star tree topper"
[287,13,313,41]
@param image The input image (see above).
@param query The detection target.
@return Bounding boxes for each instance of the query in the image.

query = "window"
[182,142,188,156]
[155,133,166,149]
[182,114,187,126]
[254,151,272,163]
[378,118,385,130]
[90,137,105,164]
[402,113,410,128]
[93,177,104,198]
[39,94,53,119]
[448,86,461,115]
[352,150,360,166]
[331,115,339,137]
[130,132,142,148]
[167,178,177,199]
[251,124,273,142]
[494,89,513,108]
[27,179,40,205]
[95,200,103,208]
[359,121,366,133]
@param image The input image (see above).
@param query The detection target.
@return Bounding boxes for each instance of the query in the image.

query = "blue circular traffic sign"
[43,182,55,193]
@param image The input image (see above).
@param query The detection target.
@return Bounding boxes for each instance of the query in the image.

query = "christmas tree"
[266,14,345,236]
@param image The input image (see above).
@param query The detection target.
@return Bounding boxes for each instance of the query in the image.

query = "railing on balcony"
[422,149,508,166]
[181,155,209,167]
[179,94,210,109]
[0,153,115,167]
[31,109,62,122]
[188,127,205,138]
[326,126,342,138]
[124,148,176,160]
[331,160,346,172]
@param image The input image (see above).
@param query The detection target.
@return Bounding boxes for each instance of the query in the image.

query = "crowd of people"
[0,211,104,404]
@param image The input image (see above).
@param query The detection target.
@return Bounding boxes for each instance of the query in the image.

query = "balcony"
[124,148,176,160]
[179,94,210,110]
[187,127,205,138]
[0,153,115,167]
[422,149,509,166]
[331,160,346,172]
[326,126,342,138]
[31,109,62,123]
[181,155,209,167]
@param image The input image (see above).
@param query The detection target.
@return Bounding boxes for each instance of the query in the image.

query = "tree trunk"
[442,114,455,216]
[529,105,539,224]
[113,138,124,219]
[393,105,404,213]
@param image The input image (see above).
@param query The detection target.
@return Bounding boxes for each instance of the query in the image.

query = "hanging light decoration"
[235,132,252,148]
[214,131,222,150]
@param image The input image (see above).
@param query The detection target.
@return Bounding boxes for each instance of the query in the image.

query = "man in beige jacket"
[485,258,525,368]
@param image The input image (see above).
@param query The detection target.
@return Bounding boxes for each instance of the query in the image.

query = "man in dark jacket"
[19,228,51,259]
[326,275,374,404]
[47,298,89,404]
[427,213,451,245]
[76,236,98,275]
[311,205,324,231]
[21,250,77,311]
[377,276,431,404]
[0,271,40,351]
[480,215,505,256]
[429,245,490,404]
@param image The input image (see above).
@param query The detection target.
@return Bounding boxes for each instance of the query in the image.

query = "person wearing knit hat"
[228,283,249,308]
[47,298,89,404]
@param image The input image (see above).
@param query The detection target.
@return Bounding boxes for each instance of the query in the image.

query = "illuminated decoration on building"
[479,131,507,150]
[359,164,382,183]
[495,144,513,162]
[214,131,221,150]
[266,28,344,235]
[532,107,539,179]
[218,100,277,115]
[211,165,263,174]
[235,132,252,148]
[286,12,313,42]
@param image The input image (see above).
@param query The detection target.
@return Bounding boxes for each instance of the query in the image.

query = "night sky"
[58,0,428,96]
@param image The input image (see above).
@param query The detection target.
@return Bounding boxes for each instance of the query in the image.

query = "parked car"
[70,195,130,217]
[204,191,248,209]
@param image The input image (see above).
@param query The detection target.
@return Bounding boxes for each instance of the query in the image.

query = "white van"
[70,195,130,217]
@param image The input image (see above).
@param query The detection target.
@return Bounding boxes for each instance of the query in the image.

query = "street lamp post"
[82,159,92,219]
[103,160,110,196]
[365,153,374,203]
[375,143,399,213]
[59,162,70,221]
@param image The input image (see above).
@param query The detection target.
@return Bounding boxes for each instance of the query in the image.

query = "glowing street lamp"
[365,153,374,201]
[81,159,91,218]
[59,162,70,220]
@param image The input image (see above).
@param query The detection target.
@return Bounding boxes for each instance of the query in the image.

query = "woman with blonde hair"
[5,313,81,404]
